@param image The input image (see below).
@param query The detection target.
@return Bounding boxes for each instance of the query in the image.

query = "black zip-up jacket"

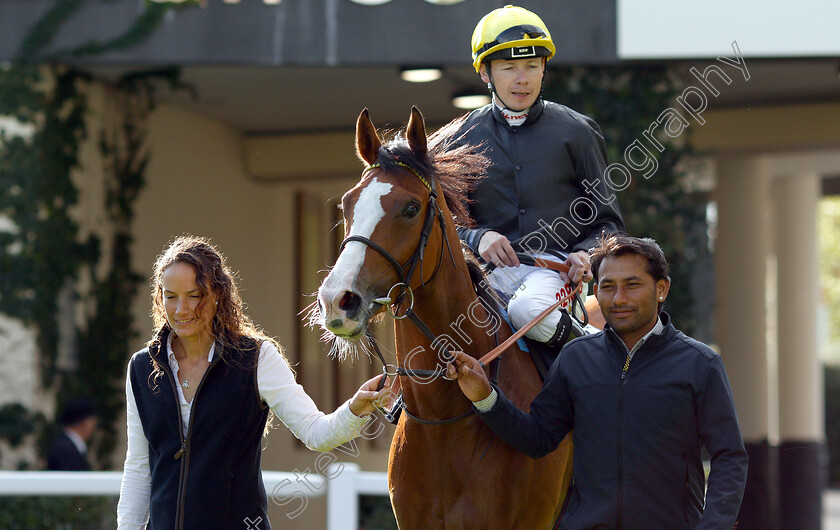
[478,313,748,529]
[129,329,270,529]
[453,99,624,257]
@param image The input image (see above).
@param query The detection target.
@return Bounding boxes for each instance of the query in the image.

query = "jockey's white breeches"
[487,254,576,343]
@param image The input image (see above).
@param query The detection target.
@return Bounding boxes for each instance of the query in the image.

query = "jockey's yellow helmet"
[470,5,556,73]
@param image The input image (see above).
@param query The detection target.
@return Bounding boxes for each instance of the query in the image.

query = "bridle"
[338,160,459,352]
[340,160,456,303]
[337,160,477,425]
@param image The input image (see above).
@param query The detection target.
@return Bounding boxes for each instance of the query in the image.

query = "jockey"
[454,5,624,359]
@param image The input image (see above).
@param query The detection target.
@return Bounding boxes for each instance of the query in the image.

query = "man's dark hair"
[590,233,670,285]
[59,397,97,426]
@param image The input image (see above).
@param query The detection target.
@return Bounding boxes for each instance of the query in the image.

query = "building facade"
[1,0,839,527]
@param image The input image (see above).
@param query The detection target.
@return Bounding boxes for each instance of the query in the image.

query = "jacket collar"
[490,96,545,127]
[604,311,676,352]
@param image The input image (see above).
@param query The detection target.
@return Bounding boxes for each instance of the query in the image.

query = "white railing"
[0,465,389,530]
[0,470,325,497]
[325,463,389,530]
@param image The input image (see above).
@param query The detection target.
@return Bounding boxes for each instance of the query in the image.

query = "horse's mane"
[464,247,505,317]
[374,115,489,228]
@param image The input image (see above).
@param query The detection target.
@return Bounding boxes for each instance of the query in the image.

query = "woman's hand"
[348,374,394,416]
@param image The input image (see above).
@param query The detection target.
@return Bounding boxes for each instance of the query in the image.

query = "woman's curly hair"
[147,235,286,433]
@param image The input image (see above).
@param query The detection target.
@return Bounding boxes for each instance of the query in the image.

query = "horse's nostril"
[338,291,361,318]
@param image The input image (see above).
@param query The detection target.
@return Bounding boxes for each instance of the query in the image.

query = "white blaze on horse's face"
[319,177,392,337]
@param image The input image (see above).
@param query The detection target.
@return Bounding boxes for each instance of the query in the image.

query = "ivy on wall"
[0,0,191,469]
[543,65,710,338]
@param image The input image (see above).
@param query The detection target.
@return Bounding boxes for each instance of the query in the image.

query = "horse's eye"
[403,203,420,219]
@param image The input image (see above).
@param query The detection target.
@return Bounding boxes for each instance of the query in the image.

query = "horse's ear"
[406,106,427,158]
[356,108,381,166]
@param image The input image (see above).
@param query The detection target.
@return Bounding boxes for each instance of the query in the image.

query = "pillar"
[774,173,824,530]
[715,156,778,529]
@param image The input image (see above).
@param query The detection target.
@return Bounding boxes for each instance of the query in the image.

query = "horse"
[316,106,588,528]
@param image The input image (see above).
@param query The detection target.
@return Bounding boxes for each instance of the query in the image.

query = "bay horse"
[317,107,585,528]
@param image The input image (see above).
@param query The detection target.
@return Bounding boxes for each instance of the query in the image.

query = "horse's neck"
[394,251,495,366]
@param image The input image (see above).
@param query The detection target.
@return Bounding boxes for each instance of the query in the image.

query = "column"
[774,173,824,530]
[715,155,778,529]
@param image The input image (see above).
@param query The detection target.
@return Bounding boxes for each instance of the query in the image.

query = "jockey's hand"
[562,250,593,285]
[349,374,394,416]
[446,351,492,403]
[479,231,519,268]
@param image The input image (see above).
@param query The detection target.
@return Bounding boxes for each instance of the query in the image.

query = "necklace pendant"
[181,380,189,389]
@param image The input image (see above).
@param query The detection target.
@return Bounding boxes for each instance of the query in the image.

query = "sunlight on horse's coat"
[306,107,577,528]
[333,177,392,287]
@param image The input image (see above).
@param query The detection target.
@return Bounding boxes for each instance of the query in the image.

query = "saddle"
[492,290,591,380]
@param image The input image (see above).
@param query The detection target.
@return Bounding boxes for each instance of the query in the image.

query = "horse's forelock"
[376,138,433,179]
[372,117,490,227]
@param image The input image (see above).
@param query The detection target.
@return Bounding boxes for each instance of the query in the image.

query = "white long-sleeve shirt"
[117,336,369,529]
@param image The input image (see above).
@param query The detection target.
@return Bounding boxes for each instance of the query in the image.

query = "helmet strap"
[485,68,515,112]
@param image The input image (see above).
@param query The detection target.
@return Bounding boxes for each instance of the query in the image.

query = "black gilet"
[129,328,270,529]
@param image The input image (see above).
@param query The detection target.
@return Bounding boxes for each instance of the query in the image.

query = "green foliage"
[71,69,184,466]
[0,0,185,470]
[543,65,709,336]
[0,64,99,387]
[0,496,117,529]
[0,403,45,448]
[818,197,840,360]
[20,1,170,61]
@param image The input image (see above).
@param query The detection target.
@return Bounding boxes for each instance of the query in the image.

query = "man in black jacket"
[47,397,97,471]
[448,234,748,529]
[454,6,623,353]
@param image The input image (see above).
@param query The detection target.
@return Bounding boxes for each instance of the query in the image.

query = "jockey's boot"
[531,309,590,378]
[546,310,574,350]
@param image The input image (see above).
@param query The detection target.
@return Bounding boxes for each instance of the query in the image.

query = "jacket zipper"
[557,474,576,529]
[616,352,632,530]
[163,352,217,530]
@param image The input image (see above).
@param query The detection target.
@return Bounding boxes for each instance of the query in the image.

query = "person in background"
[46,397,98,471]
[117,235,391,529]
